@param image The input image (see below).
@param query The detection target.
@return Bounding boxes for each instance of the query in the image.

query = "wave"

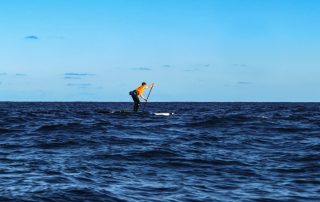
[27,188,126,202]
[187,114,255,127]
[0,128,16,133]
[35,123,88,132]
[130,149,179,159]
[36,140,80,149]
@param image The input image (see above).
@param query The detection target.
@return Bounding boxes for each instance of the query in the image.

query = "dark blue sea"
[0,102,319,202]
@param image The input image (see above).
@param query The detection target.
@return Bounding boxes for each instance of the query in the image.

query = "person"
[129,82,154,112]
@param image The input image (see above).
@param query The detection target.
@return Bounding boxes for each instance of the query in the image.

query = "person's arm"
[140,83,154,101]
[139,95,147,101]
[147,83,154,88]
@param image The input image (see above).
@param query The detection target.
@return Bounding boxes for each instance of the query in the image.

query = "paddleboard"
[97,110,174,116]
[153,112,174,116]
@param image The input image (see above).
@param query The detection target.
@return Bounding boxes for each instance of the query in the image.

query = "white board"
[153,112,174,116]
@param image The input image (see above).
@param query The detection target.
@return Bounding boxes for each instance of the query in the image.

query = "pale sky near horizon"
[0,0,319,101]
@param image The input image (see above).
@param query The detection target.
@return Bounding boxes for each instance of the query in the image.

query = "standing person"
[129,82,154,112]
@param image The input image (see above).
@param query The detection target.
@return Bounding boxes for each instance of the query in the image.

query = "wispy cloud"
[63,73,95,80]
[64,73,95,76]
[64,76,82,80]
[184,67,201,72]
[232,64,247,67]
[132,67,151,71]
[237,81,252,85]
[24,35,39,40]
[162,65,172,68]
[15,73,27,76]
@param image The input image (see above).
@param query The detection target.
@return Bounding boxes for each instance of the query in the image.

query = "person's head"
[142,82,147,86]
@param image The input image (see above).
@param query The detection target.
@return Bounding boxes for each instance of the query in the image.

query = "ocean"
[0,102,319,202]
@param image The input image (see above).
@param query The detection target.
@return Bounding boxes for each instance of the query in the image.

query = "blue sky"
[0,0,319,101]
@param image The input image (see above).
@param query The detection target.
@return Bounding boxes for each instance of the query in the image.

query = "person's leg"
[131,95,136,111]
[134,97,140,112]
[132,93,140,112]
[131,93,136,111]
[134,102,139,112]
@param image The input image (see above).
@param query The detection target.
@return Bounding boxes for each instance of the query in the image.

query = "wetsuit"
[130,90,140,112]
[130,85,147,112]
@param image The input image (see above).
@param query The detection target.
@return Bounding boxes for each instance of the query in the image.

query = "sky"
[0,0,319,102]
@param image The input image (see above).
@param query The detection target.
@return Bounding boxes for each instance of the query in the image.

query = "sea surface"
[0,102,319,202]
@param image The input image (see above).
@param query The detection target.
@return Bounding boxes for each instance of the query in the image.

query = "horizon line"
[0,101,319,103]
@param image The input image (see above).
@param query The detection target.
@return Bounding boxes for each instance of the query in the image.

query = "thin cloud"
[63,73,95,80]
[132,67,151,71]
[64,76,83,80]
[64,72,95,77]
[237,81,252,85]
[64,73,95,76]
[15,73,27,76]
[24,35,39,40]
[162,65,172,68]
[184,67,201,72]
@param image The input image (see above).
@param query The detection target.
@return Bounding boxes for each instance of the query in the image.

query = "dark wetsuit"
[130,90,140,112]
